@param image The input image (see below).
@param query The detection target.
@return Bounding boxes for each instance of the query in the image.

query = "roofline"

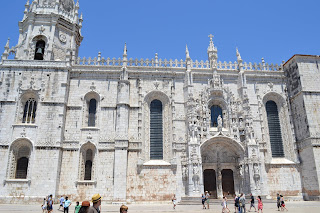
[283,54,320,66]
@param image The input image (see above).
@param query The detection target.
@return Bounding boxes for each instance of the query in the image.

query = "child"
[280,195,288,211]
[74,201,81,213]
[257,196,263,213]
[172,194,177,210]
[201,194,206,209]
[41,197,47,213]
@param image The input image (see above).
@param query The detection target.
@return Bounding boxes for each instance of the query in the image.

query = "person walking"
[221,196,230,213]
[257,196,263,213]
[249,193,257,212]
[78,201,90,213]
[88,194,102,213]
[276,193,281,211]
[59,196,65,211]
[172,194,177,209]
[205,191,210,209]
[120,205,128,213]
[234,194,240,213]
[201,194,206,209]
[64,196,72,213]
[74,201,81,213]
[47,195,53,213]
[239,193,246,213]
[41,197,47,213]
[280,195,288,211]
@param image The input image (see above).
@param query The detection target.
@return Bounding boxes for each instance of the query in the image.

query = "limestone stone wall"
[266,165,301,196]
[126,152,177,201]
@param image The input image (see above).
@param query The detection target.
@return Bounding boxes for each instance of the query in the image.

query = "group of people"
[196,192,288,213]
[41,193,129,213]
[233,193,263,213]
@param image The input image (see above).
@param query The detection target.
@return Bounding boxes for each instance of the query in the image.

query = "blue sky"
[1,0,319,64]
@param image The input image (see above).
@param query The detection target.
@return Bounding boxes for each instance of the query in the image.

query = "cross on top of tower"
[208,34,214,42]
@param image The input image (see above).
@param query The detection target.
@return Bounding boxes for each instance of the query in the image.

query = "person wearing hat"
[120,205,128,213]
[88,194,101,213]
[78,201,90,213]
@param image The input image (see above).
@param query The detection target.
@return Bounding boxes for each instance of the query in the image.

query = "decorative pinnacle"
[236,47,242,62]
[207,34,216,52]
[80,13,83,21]
[26,0,30,6]
[76,0,79,7]
[185,44,190,59]
[5,38,10,49]
[123,43,127,57]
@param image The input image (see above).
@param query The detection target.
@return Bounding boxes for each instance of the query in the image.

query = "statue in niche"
[192,165,200,192]
[217,115,223,131]
[253,163,260,175]
[253,163,261,190]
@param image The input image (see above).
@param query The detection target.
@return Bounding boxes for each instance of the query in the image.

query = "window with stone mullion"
[266,101,284,157]
[150,100,163,160]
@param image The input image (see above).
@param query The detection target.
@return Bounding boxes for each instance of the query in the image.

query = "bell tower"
[12,0,83,61]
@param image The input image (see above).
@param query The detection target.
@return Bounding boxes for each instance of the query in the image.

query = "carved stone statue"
[217,115,223,131]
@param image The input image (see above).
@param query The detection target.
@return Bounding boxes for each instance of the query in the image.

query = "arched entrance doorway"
[201,136,244,199]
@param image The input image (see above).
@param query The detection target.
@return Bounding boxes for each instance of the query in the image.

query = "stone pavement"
[0,201,319,213]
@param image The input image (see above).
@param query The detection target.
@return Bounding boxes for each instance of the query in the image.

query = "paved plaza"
[0,201,319,213]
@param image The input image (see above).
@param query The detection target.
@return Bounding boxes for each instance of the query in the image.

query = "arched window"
[16,157,28,179]
[34,40,45,60]
[266,101,284,157]
[84,149,93,180]
[22,98,37,124]
[88,99,97,127]
[15,146,30,179]
[211,105,222,127]
[150,100,163,160]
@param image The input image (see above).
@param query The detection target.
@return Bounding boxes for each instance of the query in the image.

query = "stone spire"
[23,0,30,20]
[121,43,128,80]
[123,43,128,67]
[185,44,191,70]
[1,38,10,61]
[207,34,218,70]
[184,44,193,89]
[236,48,243,71]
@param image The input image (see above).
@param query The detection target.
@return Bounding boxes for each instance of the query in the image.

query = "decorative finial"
[236,47,242,63]
[5,38,10,49]
[76,0,80,7]
[208,34,214,42]
[123,43,127,56]
[185,44,190,59]
[207,34,216,52]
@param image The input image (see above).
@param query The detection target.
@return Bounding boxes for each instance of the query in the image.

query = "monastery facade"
[0,0,320,203]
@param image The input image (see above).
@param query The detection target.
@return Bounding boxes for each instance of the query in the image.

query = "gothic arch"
[207,97,229,128]
[7,139,33,179]
[78,142,97,181]
[200,136,245,156]
[143,91,172,162]
[83,91,100,127]
[261,92,295,160]
[19,92,39,124]
[30,35,49,60]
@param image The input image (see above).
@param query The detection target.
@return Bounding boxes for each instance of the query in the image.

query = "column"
[216,169,223,199]
[113,79,130,201]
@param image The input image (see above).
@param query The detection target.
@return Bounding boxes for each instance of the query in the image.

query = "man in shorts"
[59,195,65,210]
[205,191,210,209]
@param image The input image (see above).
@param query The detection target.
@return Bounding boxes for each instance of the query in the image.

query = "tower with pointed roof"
[13,0,83,61]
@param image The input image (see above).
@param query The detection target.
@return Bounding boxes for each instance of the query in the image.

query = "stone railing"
[73,56,281,71]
